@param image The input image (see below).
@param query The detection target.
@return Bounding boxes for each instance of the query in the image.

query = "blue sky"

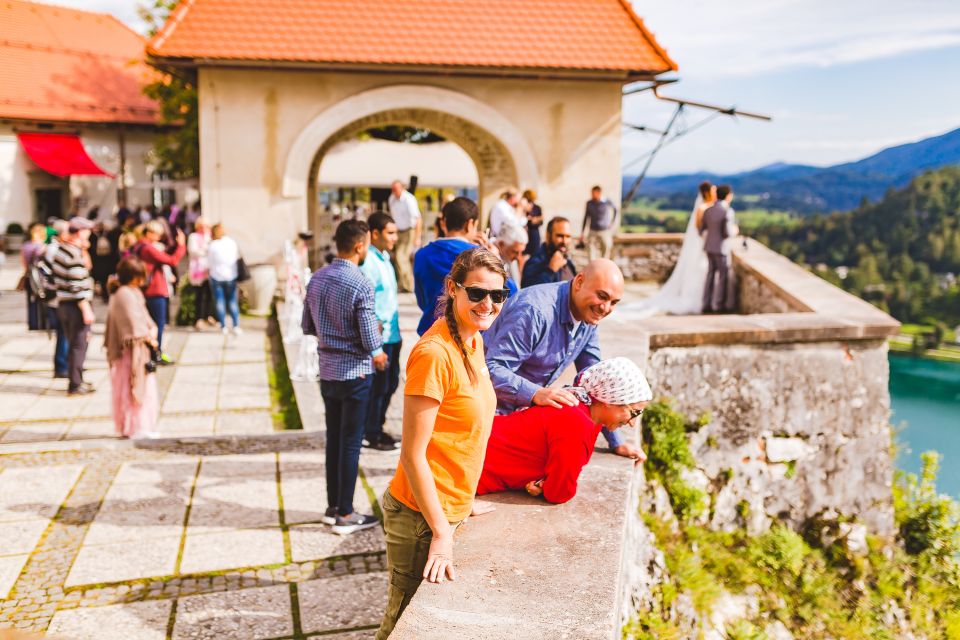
[54,0,960,176]
[627,0,960,174]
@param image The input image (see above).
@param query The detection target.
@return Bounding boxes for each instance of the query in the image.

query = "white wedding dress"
[626,194,708,317]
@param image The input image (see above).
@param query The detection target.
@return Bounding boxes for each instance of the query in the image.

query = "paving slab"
[289,524,383,562]
[64,419,116,440]
[65,534,181,586]
[299,572,388,634]
[173,583,293,640]
[279,471,328,525]
[188,475,280,530]
[0,421,70,443]
[179,527,286,575]
[0,518,51,555]
[111,459,199,486]
[47,598,173,640]
[199,453,277,478]
[215,410,274,435]
[156,412,217,438]
[0,464,82,521]
[0,553,28,599]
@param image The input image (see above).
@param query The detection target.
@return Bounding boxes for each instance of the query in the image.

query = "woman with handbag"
[207,223,243,336]
[105,257,160,439]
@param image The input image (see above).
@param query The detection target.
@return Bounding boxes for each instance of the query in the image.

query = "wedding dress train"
[625,195,708,317]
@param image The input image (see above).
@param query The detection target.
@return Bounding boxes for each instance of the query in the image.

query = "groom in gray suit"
[699,185,738,312]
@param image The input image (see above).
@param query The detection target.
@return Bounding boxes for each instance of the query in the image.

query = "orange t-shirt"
[389,318,497,522]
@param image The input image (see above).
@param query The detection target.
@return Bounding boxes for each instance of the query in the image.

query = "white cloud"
[637,0,960,77]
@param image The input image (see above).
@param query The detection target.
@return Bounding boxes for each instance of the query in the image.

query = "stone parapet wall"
[573,233,684,282]
[645,340,894,536]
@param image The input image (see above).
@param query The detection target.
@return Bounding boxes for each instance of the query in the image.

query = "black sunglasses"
[628,407,645,420]
[456,282,510,304]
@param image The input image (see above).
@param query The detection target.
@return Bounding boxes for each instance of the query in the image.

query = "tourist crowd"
[296,182,648,638]
[16,202,247,440]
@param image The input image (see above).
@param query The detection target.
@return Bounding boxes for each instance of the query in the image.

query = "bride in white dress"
[626,182,716,316]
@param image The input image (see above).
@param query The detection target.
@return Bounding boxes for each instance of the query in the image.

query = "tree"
[139,1,199,179]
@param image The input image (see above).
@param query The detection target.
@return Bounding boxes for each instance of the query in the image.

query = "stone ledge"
[615,233,686,245]
[615,237,899,348]
[391,446,635,640]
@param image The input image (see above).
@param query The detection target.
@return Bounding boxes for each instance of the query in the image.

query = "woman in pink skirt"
[105,257,160,438]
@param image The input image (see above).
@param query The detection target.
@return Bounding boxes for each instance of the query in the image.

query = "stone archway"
[282,84,540,236]
[305,107,522,258]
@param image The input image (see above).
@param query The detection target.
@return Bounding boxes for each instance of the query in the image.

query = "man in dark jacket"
[412,197,479,335]
[521,216,576,288]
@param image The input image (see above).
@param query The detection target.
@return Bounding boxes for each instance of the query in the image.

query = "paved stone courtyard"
[0,264,396,638]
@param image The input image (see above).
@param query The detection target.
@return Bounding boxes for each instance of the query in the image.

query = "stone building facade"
[146,0,677,264]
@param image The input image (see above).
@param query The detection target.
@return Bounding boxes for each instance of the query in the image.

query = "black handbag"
[236,256,251,282]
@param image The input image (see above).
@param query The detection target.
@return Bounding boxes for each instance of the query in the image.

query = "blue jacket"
[521,243,577,288]
[414,238,475,335]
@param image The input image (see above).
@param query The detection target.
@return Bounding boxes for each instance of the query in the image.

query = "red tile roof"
[0,0,159,125]
[148,0,676,77]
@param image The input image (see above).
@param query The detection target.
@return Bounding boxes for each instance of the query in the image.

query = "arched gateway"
[147,0,676,263]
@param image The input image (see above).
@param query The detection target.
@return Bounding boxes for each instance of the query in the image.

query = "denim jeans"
[320,376,373,516]
[48,306,69,375]
[365,341,402,441]
[210,279,239,328]
[145,296,168,350]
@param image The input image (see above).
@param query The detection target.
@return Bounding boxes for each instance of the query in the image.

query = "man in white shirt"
[387,180,421,292]
[488,188,521,237]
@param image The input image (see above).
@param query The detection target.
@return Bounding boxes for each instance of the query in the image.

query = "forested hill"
[754,166,960,323]
[626,126,960,215]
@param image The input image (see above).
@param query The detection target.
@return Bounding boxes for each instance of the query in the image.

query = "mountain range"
[624,126,960,214]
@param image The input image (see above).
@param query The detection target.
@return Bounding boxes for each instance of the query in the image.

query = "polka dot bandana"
[571,357,652,405]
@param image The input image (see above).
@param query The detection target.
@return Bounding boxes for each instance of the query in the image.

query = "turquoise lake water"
[889,354,960,499]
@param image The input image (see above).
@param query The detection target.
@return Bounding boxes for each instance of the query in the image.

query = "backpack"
[30,252,57,301]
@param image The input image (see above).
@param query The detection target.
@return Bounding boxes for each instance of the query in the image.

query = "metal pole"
[118,125,127,206]
[622,103,683,207]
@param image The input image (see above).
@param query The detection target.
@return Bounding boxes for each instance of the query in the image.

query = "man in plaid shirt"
[302,219,388,535]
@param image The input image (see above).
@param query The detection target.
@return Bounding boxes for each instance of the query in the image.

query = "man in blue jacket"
[413,197,479,335]
[521,216,576,288]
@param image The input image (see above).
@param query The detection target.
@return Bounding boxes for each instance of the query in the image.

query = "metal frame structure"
[621,81,772,206]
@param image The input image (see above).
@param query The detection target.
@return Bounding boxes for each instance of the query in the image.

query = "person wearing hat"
[49,217,96,395]
[477,357,652,504]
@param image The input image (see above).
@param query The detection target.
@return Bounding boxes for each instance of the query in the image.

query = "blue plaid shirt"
[302,259,383,381]
[483,280,624,449]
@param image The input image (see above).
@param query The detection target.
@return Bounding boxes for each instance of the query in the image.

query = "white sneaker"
[231,326,243,336]
[221,327,229,336]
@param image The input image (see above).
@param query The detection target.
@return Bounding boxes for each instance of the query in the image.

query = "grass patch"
[266,307,303,431]
[641,400,707,521]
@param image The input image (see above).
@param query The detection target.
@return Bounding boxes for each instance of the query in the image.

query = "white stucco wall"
[0,124,162,228]
[197,69,624,264]
[0,124,41,229]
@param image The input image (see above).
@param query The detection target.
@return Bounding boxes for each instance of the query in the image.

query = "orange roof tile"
[148,0,676,77]
[0,0,159,125]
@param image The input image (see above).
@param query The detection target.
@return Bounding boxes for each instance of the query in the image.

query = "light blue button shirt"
[360,246,401,345]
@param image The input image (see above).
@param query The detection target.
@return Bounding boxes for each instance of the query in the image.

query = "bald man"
[484,259,643,459]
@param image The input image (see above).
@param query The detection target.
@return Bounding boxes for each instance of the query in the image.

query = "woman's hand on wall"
[423,528,457,584]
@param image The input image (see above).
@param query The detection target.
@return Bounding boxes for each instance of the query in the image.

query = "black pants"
[703,252,730,312]
[57,301,90,390]
[320,376,373,516]
[365,341,402,441]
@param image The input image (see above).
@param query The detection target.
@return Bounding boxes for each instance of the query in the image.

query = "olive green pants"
[375,490,460,639]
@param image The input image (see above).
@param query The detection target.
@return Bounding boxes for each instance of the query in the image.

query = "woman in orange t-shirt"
[376,247,507,639]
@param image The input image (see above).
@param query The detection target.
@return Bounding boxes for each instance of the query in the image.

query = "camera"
[145,348,159,374]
